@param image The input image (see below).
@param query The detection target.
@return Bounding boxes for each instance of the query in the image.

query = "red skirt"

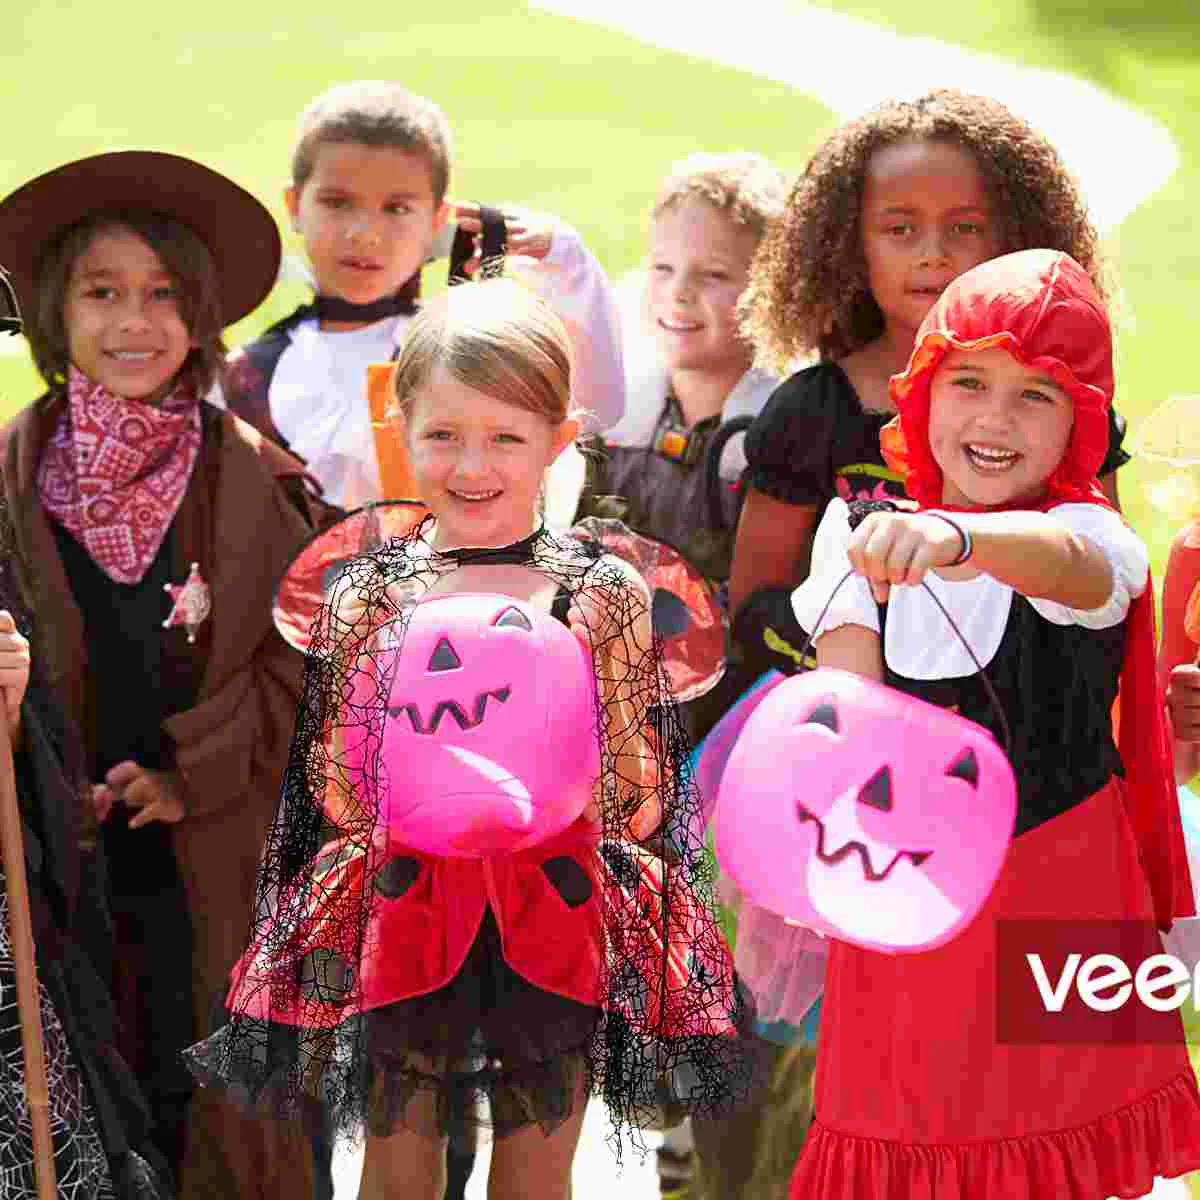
[790,780,1200,1199]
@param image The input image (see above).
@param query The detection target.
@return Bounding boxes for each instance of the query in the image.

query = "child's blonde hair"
[390,278,572,426]
[652,152,788,242]
[292,80,453,205]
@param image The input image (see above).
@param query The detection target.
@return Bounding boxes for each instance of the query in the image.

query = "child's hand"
[102,761,186,829]
[847,512,966,603]
[91,783,114,824]
[0,610,30,739]
[568,617,590,650]
[1167,664,1200,742]
[451,203,556,270]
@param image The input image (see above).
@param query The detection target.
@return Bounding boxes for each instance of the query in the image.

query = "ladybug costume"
[186,520,752,1147]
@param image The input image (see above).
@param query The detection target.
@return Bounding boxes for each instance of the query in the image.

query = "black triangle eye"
[493,606,533,632]
[427,637,461,671]
[804,701,838,733]
[946,747,979,788]
[858,766,892,811]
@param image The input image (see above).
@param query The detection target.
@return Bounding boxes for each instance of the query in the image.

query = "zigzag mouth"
[389,686,511,735]
[796,803,930,883]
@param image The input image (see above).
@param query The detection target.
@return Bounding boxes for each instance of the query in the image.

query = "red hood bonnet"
[886,249,1112,509]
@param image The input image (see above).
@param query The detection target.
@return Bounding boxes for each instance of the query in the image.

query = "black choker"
[438,528,547,566]
[315,276,420,324]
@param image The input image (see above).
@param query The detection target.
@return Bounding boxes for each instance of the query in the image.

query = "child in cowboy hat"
[0,149,323,1200]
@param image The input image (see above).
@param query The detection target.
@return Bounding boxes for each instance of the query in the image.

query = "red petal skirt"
[790,779,1200,1199]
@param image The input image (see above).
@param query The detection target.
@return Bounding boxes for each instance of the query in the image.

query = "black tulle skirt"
[188,909,600,1141]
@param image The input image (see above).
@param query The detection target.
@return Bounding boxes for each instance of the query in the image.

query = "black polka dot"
[373,856,422,898]
[542,856,593,907]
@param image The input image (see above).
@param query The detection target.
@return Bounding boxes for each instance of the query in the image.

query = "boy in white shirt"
[225,79,623,515]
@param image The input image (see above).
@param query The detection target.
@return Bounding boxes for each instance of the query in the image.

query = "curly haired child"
[576,151,794,1200]
[713,96,1138,1193]
[728,89,1130,677]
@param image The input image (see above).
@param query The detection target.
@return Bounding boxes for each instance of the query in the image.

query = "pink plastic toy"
[713,668,1016,953]
[371,593,601,856]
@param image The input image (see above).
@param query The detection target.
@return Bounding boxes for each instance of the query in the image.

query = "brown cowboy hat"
[0,150,280,327]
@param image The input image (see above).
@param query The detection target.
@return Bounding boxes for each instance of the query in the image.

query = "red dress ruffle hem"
[790,780,1200,1199]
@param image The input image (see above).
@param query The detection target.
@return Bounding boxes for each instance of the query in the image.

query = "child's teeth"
[968,444,1017,462]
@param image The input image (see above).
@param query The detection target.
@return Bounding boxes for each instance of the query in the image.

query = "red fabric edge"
[1122,578,1196,925]
[790,1071,1200,1200]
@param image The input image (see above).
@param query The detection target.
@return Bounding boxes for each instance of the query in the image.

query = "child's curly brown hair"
[740,89,1106,372]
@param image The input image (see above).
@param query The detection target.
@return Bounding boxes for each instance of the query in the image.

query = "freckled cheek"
[645,281,669,315]
[926,409,962,474]
[406,446,445,485]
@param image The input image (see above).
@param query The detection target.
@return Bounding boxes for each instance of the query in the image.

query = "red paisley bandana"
[38,367,202,585]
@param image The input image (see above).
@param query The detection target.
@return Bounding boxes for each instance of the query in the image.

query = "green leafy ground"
[7,1,1200,1188]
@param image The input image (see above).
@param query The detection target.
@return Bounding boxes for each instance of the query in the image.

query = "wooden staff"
[0,703,57,1199]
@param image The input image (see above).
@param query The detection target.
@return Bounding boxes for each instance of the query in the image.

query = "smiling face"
[928,344,1075,509]
[714,669,1016,952]
[646,198,757,377]
[403,366,576,550]
[62,227,195,403]
[286,142,450,314]
[861,139,1004,346]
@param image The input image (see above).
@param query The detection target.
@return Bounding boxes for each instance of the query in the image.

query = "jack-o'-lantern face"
[388,603,524,736]
[714,669,1016,953]
[375,593,600,857]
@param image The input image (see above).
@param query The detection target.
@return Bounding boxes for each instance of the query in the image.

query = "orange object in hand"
[367,362,421,501]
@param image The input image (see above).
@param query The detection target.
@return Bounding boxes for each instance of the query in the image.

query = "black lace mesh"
[185,519,751,1153]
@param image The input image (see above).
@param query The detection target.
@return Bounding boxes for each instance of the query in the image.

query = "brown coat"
[1,395,319,1199]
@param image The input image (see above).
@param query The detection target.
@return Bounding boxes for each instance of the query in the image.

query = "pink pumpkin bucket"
[371,593,601,857]
[713,668,1016,954]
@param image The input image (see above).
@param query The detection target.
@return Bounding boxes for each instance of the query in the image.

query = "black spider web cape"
[186,517,752,1149]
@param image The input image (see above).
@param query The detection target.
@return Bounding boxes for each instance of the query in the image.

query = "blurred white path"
[531,0,1177,235]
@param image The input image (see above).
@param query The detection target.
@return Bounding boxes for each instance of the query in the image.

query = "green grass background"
[4,0,1196,576]
[6,0,1200,1187]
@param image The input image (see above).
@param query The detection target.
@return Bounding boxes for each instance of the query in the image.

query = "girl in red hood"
[788,249,1200,1198]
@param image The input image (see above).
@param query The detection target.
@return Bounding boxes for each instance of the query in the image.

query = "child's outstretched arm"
[1158,524,1200,783]
[814,623,884,681]
[848,507,1126,611]
[452,204,625,434]
[788,500,884,681]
